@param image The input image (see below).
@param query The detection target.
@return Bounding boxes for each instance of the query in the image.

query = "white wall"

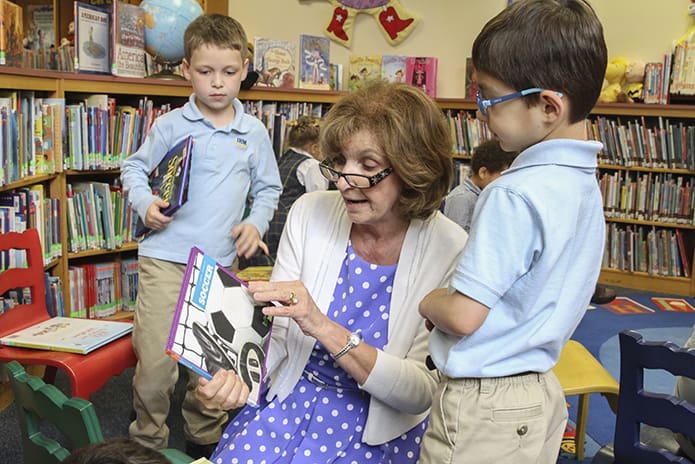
[227,0,692,98]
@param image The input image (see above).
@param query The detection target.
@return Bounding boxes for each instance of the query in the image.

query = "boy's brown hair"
[472,0,607,123]
[184,14,248,63]
[471,139,518,175]
[62,438,169,464]
[320,81,452,220]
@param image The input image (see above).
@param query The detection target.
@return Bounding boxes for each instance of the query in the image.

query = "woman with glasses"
[194,81,467,463]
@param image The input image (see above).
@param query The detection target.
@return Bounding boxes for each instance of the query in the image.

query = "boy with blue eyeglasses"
[419,1,607,463]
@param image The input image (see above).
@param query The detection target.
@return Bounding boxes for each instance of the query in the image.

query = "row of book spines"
[19,44,75,73]
[451,160,471,188]
[670,42,695,96]
[66,182,138,254]
[241,100,329,157]
[642,54,671,105]
[0,94,66,185]
[67,258,138,319]
[603,223,691,278]
[598,172,695,224]
[0,91,173,185]
[63,98,171,171]
[0,187,61,265]
[445,109,492,155]
[587,116,695,170]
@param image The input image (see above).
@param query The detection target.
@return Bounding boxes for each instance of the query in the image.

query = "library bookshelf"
[3,65,695,323]
[590,102,695,296]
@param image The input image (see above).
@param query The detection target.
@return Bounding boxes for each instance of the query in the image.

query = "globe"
[141,0,203,67]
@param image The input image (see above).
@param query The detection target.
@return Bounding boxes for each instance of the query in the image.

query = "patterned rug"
[557,293,695,463]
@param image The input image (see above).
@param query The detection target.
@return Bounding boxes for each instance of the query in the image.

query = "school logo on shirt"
[234,137,248,149]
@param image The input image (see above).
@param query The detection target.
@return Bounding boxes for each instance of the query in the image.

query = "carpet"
[558,292,695,464]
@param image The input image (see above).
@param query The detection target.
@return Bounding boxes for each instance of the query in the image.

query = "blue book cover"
[298,34,330,90]
[135,136,194,237]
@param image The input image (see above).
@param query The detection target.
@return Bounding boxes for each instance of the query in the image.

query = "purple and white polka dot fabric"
[210,244,427,463]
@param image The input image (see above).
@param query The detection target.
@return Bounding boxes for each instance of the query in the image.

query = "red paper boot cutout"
[327,6,349,42]
[378,6,415,41]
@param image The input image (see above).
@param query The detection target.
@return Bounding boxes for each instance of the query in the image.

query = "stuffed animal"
[618,60,645,103]
[598,57,628,103]
[678,0,695,44]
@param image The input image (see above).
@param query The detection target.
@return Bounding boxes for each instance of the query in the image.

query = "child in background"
[244,115,328,267]
[62,438,170,464]
[444,139,518,233]
[419,0,608,462]
[120,13,281,456]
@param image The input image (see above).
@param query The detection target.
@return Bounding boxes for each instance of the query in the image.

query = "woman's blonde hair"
[320,81,453,220]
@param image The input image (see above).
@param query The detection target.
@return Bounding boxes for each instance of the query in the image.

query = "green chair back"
[4,360,104,463]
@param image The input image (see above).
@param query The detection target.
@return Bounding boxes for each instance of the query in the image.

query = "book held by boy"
[134,135,194,238]
[0,316,132,354]
[166,247,273,407]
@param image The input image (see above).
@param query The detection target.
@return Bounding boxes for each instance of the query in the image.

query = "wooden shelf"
[599,268,693,296]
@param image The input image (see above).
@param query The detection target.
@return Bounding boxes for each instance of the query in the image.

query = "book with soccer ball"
[134,136,193,238]
[166,247,273,407]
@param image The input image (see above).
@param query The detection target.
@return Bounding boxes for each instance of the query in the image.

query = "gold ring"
[288,291,299,305]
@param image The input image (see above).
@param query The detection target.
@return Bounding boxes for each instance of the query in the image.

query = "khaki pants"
[419,371,567,464]
[129,256,230,449]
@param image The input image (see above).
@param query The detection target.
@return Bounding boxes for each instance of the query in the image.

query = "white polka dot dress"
[210,244,428,463]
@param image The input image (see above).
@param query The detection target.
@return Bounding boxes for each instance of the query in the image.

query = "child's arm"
[419,287,489,337]
[120,123,171,227]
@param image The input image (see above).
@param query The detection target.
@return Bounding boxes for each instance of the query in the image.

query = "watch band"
[331,332,361,360]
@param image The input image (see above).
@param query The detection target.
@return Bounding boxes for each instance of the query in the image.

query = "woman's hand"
[195,369,250,411]
[248,280,329,338]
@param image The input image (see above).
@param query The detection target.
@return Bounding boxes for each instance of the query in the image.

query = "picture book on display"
[405,56,438,98]
[74,1,110,74]
[166,247,273,408]
[0,317,132,354]
[112,0,146,78]
[381,55,407,84]
[298,34,330,90]
[134,135,194,238]
[253,37,296,89]
[1,0,24,66]
[348,55,382,92]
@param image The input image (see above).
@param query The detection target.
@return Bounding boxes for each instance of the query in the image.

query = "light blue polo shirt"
[428,138,605,378]
[121,94,281,267]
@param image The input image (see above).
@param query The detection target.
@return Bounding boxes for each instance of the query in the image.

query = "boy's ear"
[540,90,564,121]
[182,58,191,80]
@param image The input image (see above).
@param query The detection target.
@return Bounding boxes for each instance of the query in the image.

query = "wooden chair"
[4,360,195,464]
[0,229,136,399]
[591,330,695,464]
[553,339,620,461]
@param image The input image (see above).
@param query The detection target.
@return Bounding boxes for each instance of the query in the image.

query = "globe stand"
[146,59,184,80]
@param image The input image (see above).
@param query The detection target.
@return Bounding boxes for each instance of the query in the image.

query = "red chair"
[0,228,136,399]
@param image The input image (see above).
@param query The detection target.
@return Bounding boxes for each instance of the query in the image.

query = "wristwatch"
[331,331,361,360]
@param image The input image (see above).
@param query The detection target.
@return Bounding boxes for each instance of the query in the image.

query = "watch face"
[349,332,361,346]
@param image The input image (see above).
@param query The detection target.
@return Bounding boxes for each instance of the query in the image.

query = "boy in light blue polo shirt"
[121,14,281,456]
[419,1,607,463]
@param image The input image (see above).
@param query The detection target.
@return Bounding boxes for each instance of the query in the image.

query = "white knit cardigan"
[264,191,467,445]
